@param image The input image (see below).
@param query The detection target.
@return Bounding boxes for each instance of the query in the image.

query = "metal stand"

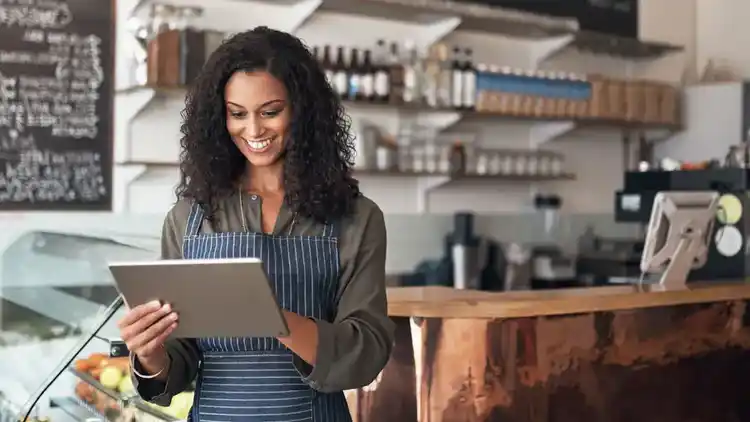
[654,226,705,291]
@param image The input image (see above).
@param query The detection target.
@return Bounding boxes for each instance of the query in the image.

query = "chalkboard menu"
[0,0,113,210]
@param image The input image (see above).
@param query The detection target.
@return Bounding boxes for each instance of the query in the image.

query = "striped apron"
[181,203,352,422]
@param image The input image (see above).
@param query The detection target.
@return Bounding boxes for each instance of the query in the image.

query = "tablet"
[108,257,289,338]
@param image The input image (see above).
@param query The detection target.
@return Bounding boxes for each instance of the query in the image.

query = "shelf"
[128,0,321,33]
[116,85,682,133]
[356,169,575,181]
[318,0,576,39]
[357,169,574,212]
[570,31,684,59]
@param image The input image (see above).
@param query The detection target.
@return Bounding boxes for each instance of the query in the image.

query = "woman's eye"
[261,109,281,118]
[229,111,246,118]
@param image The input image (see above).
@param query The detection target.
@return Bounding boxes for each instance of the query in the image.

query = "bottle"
[147,3,181,87]
[422,45,441,108]
[462,48,476,110]
[402,40,419,104]
[333,46,348,98]
[435,43,452,108]
[177,7,204,86]
[361,49,375,101]
[374,39,390,103]
[348,48,362,101]
[321,45,334,86]
[388,42,404,105]
[449,141,466,175]
[451,47,464,109]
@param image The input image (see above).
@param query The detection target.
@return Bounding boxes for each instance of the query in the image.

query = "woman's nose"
[243,117,264,139]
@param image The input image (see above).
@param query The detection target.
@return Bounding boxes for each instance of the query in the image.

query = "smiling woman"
[115,27,394,422]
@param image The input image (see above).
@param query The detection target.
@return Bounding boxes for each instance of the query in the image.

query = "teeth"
[246,137,271,151]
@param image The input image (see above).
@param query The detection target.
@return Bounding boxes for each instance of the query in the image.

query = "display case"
[0,230,193,422]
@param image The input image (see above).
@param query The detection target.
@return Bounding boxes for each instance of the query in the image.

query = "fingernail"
[149,300,161,308]
[161,304,171,312]
[170,312,178,320]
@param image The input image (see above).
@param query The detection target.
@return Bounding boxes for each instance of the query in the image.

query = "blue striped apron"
[181,202,352,422]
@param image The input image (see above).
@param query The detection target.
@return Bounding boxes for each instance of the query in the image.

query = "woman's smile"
[244,135,276,153]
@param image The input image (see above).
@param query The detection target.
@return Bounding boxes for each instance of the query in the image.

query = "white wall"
[695,0,750,79]
[116,0,698,217]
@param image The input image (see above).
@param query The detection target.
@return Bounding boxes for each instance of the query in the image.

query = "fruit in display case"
[73,352,195,420]
[145,392,194,420]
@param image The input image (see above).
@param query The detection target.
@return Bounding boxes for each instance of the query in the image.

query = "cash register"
[577,167,749,284]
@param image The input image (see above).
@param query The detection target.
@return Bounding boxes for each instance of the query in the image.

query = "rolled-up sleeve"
[131,205,202,405]
[293,202,395,392]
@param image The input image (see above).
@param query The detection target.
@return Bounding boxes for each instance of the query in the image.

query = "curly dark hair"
[175,26,360,223]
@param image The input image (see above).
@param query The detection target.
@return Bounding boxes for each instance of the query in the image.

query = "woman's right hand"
[117,300,179,375]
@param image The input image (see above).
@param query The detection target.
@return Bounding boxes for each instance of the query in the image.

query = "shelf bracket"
[412,110,463,132]
[528,34,575,68]
[113,163,148,213]
[285,0,324,33]
[529,121,575,148]
[114,88,156,163]
[416,16,462,49]
[416,175,450,213]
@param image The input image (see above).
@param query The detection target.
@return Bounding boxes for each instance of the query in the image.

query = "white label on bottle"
[452,70,463,107]
[325,70,334,86]
[375,71,389,97]
[438,70,452,107]
[362,74,374,98]
[404,68,416,102]
[334,72,348,96]
[349,74,361,97]
[463,71,476,107]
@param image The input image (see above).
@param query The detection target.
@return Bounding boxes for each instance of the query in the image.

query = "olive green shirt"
[132,192,395,405]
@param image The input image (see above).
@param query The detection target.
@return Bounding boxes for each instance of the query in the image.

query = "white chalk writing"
[0,0,108,206]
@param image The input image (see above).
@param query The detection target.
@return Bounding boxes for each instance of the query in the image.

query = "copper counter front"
[348,299,750,422]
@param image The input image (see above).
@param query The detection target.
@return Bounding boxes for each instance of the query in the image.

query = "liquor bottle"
[402,40,419,104]
[361,49,375,102]
[423,44,441,107]
[462,48,476,110]
[435,43,452,108]
[333,46,349,98]
[348,48,362,101]
[147,3,181,87]
[321,45,334,86]
[451,47,464,109]
[388,42,404,105]
[177,7,205,86]
[373,39,390,103]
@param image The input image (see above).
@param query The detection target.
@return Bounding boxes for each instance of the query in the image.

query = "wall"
[695,0,750,79]
[118,0,696,216]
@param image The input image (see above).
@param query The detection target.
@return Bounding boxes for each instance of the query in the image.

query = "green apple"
[118,375,134,394]
[170,392,194,420]
[99,366,124,390]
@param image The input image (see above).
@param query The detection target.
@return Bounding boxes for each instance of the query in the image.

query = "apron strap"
[322,219,341,238]
[185,202,205,237]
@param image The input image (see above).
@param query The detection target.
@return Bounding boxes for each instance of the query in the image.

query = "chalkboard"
[0,0,113,210]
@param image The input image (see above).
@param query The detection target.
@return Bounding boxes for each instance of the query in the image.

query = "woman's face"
[224,71,291,168]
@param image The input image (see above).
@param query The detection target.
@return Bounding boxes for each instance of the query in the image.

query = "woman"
[116,27,394,422]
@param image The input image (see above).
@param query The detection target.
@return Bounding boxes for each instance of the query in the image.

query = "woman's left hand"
[278,310,319,365]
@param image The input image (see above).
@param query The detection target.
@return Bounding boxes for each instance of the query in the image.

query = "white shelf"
[130,0,322,33]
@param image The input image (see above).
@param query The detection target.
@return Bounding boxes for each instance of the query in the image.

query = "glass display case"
[0,230,192,422]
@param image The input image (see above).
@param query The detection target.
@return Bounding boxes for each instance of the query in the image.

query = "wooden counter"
[348,281,750,422]
[386,280,750,318]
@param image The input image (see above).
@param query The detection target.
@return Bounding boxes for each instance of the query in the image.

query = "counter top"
[386,280,750,318]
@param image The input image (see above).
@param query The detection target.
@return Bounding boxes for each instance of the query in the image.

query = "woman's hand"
[117,300,179,378]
